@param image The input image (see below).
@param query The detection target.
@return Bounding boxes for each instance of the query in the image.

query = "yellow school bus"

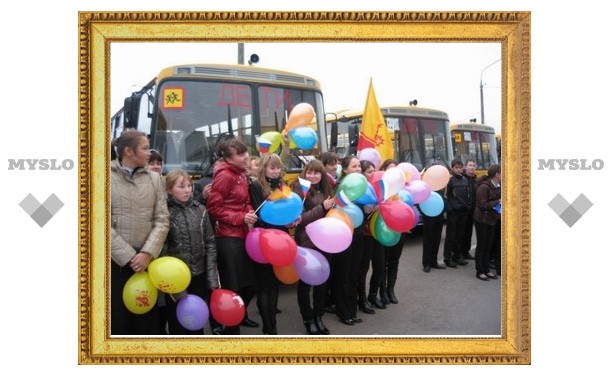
[111,63,327,181]
[450,121,499,177]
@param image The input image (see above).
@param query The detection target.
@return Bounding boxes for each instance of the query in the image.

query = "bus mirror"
[124,92,143,129]
[330,121,338,150]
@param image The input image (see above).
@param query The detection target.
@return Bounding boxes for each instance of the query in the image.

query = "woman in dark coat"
[473,164,501,281]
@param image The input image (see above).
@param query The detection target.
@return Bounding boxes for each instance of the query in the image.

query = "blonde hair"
[165,169,192,192]
[257,153,283,196]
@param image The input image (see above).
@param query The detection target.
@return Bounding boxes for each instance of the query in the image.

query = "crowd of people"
[110,129,501,336]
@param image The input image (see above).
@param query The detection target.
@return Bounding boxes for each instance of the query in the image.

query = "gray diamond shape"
[548,193,569,216]
[571,193,593,215]
[30,206,54,227]
[19,193,40,215]
[41,193,64,214]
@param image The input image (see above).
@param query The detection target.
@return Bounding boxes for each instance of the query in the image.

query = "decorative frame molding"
[78,10,530,364]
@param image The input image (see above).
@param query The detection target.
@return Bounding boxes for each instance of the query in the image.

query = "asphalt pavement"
[233,225,502,337]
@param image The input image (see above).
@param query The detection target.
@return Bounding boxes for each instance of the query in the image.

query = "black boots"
[303,319,320,335]
[368,293,387,309]
[386,265,399,304]
[315,316,330,335]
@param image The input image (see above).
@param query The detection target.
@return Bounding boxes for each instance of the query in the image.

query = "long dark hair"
[217,139,248,161]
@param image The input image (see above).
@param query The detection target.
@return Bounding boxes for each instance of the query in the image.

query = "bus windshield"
[112,64,327,179]
[451,127,499,170]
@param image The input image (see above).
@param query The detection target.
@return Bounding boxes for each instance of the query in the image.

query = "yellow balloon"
[285,103,315,131]
[260,131,281,152]
[147,256,191,294]
[122,272,158,314]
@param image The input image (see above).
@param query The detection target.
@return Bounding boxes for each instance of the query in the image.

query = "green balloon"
[374,215,401,247]
[337,173,367,201]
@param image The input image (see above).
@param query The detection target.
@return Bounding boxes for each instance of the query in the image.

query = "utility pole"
[480,58,501,124]
[238,43,244,65]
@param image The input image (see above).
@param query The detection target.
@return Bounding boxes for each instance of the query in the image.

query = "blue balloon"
[419,191,444,217]
[260,192,303,226]
[397,189,414,206]
[338,203,364,228]
[353,182,378,205]
[289,126,318,150]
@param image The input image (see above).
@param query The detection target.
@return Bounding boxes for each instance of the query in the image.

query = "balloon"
[397,189,414,206]
[397,162,420,183]
[337,172,368,201]
[209,288,246,327]
[305,217,353,253]
[373,213,402,247]
[411,205,421,227]
[326,208,354,230]
[293,246,330,286]
[260,192,303,226]
[289,126,318,150]
[259,229,298,267]
[176,294,209,331]
[422,164,451,191]
[147,256,191,294]
[368,210,381,240]
[285,103,315,131]
[419,191,445,217]
[273,264,300,285]
[382,167,407,197]
[367,171,384,183]
[357,148,381,169]
[245,228,267,264]
[338,203,364,228]
[404,180,432,204]
[353,182,378,205]
[370,179,387,203]
[122,272,158,314]
[259,131,281,153]
[379,200,417,233]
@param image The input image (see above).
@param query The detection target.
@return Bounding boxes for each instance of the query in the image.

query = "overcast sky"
[111,42,501,131]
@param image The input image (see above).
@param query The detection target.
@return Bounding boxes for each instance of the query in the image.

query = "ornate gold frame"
[78,11,530,364]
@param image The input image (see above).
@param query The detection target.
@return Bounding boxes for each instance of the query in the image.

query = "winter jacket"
[110,160,169,267]
[473,179,501,226]
[207,160,253,239]
[164,196,219,288]
[292,181,328,249]
[445,172,471,212]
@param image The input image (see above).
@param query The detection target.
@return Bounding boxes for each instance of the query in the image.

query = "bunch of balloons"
[245,227,333,286]
[284,103,318,150]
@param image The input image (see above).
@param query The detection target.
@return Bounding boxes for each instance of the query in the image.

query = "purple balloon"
[176,294,209,331]
[293,246,330,286]
[404,180,431,204]
[245,228,267,264]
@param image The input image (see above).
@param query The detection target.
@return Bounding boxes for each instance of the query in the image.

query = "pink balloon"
[245,228,267,264]
[422,164,451,191]
[305,217,353,253]
[357,148,381,169]
[404,180,432,204]
[379,200,417,233]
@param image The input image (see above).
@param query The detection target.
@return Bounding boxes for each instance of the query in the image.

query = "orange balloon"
[285,103,315,131]
[422,164,451,191]
[273,264,300,285]
[326,208,354,230]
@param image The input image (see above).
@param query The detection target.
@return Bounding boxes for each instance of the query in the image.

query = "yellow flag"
[357,79,394,163]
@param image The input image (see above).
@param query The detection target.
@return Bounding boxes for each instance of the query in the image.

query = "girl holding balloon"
[332,155,365,326]
[291,159,336,335]
[357,159,386,313]
[110,130,169,335]
[163,169,219,334]
[248,153,298,335]
[207,139,259,335]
